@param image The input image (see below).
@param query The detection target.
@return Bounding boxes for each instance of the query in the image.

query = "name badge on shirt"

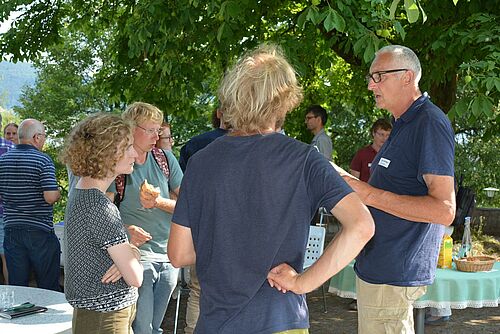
[378,158,391,168]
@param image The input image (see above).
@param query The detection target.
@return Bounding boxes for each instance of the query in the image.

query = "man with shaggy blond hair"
[168,44,374,334]
[108,102,183,334]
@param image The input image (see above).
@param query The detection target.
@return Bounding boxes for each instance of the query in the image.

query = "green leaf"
[306,6,321,25]
[323,8,345,32]
[363,39,375,64]
[217,22,226,42]
[471,95,494,117]
[353,35,368,56]
[450,98,469,118]
[332,10,346,32]
[416,0,427,23]
[297,8,309,29]
[324,10,336,32]
[404,0,419,24]
[394,21,406,40]
[453,0,459,5]
[312,0,321,5]
[390,0,401,20]
[485,77,495,91]
[494,78,500,92]
[225,1,240,19]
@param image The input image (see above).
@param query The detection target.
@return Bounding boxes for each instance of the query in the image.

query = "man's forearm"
[347,178,455,226]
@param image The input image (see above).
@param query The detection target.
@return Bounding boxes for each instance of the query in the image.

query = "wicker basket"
[454,255,496,272]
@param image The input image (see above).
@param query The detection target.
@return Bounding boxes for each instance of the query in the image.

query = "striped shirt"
[0,144,59,231]
[0,138,15,216]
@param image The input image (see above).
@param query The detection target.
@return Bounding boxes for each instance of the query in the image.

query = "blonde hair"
[122,102,164,125]
[218,44,303,133]
[60,113,133,179]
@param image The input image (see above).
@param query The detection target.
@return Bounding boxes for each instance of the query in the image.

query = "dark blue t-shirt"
[355,94,455,286]
[173,133,352,333]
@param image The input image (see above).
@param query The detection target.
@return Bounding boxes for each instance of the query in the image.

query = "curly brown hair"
[60,113,133,179]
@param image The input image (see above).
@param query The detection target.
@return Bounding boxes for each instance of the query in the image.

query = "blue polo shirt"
[0,144,59,232]
[355,93,455,286]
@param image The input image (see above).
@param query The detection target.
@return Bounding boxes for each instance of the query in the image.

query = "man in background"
[178,107,228,334]
[179,108,227,171]
[350,118,392,182]
[305,105,332,161]
[0,118,61,291]
[156,122,174,151]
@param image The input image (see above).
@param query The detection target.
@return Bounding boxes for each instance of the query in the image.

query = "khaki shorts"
[356,277,426,334]
[73,303,136,334]
[274,329,309,334]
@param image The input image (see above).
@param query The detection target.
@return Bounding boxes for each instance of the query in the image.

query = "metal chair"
[304,225,327,313]
[318,207,341,234]
[173,267,190,334]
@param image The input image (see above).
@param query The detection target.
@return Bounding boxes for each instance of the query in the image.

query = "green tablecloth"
[328,261,500,309]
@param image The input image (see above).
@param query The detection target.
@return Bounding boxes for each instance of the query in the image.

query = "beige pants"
[184,265,200,334]
[73,303,136,334]
[356,277,426,334]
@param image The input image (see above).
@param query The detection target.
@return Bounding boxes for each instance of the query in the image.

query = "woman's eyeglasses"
[137,125,163,136]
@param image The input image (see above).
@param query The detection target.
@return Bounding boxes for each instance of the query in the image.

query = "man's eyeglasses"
[374,131,390,138]
[305,115,318,120]
[136,125,163,136]
[365,69,408,83]
[34,133,46,139]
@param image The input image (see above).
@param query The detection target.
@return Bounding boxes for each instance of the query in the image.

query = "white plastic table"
[0,285,72,334]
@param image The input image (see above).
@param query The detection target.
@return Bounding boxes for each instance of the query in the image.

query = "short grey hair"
[18,119,45,140]
[375,45,422,84]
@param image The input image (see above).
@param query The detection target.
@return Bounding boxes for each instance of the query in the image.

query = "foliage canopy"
[0,0,498,207]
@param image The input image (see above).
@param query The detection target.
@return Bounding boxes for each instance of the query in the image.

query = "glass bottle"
[458,216,472,258]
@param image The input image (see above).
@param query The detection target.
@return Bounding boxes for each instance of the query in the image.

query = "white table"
[0,286,72,334]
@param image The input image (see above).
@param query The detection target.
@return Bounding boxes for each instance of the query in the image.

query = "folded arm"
[107,243,143,287]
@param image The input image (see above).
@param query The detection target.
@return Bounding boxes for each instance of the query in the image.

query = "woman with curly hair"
[60,113,143,334]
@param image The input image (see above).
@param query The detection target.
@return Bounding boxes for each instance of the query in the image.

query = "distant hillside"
[0,61,37,109]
